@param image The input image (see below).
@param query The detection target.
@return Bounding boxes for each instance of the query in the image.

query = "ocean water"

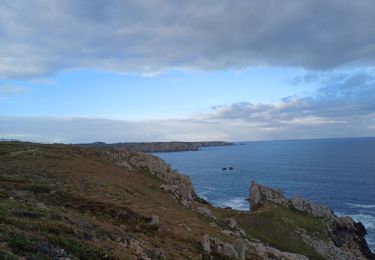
[155,137,375,251]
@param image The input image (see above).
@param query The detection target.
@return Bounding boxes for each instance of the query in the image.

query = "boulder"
[234,239,247,260]
[202,234,211,253]
[224,217,237,229]
[197,207,214,219]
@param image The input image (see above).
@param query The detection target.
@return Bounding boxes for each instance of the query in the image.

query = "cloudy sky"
[1,0,375,142]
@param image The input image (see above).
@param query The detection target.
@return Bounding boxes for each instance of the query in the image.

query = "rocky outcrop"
[103,150,197,207]
[201,234,241,258]
[249,180,375,259]
[249,241,309,260]
[201,233,309,260]
[249,180,288,210]
[290,196,334,219]
[81,141,233,153]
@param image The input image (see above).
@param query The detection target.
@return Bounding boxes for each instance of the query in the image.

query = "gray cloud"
[1,0,375,78]
[204,72,375,139]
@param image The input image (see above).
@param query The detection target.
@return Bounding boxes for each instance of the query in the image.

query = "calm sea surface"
[156,137,375,250]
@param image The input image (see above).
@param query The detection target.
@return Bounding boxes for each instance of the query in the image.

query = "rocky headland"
[0,141,374,259]
[79,141,233,153]
[249,181,375,259]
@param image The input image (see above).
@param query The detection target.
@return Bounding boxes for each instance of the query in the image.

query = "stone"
[222,243,238,258]
[249,180,261,211]
[224,217,237,229]
[250,241,309,260]
[202,234,211,253]
[197,207,213,218]
[149,214,159,225]
[234,239,247,260]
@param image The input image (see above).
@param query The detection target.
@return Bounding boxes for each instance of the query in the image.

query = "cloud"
[1,72,375,142]
[0,84,28,96]
[202,71,375,139]
[1,0,375,78]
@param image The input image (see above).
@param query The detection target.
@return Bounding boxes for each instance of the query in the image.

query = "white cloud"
[1,72,375,142]
[0,84,28,96]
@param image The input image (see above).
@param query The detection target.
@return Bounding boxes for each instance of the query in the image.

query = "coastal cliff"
[79,141,233,153]
[249,181,374,259]
[0,142,374,259]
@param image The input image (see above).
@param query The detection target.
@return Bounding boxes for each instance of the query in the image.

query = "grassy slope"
[0,142,327,259]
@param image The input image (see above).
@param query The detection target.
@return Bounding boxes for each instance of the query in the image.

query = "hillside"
[0,142,373,259]
[79,141,233,153]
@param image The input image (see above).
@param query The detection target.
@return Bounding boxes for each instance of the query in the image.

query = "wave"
[345,203,375,209]
[349,214,375,230]
[222,197,248,211]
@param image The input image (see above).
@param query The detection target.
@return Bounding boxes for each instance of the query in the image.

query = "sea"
[155,137,375,251]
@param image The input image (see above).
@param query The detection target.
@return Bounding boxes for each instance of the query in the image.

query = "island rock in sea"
[249,180,375,259]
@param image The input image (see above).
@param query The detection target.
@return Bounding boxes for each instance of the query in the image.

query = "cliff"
[79,141,233,153]
[249,180,375,259]
[0,142,374,259]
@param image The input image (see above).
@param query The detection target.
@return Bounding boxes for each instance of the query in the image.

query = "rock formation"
[81,141,233,153]
[103,149,197,207]
[249,180,375,259]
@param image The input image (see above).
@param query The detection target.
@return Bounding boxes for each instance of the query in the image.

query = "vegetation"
[0,142,331,259]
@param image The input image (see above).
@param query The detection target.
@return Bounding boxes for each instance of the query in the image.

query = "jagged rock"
[249,180,375,260]
[234,239,247,260]
[291,196,334,219]
[108,150,197,207]
[249,180,261,211]
[249,180,287,210]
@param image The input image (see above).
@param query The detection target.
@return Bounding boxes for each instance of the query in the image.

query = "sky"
[1,0,375,143]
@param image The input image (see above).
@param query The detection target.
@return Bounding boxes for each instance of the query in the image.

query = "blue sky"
[1,0,375,142]
[1,67,313,119]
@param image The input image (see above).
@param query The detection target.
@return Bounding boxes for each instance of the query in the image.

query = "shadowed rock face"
[249,180,375,260]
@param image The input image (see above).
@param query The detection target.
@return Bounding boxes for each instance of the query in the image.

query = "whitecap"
[345,203,375,209]
[349,214,375,230]
[222,197,248,211]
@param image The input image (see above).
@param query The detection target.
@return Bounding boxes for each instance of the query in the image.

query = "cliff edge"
[1,142,374,259]
[249,180,375,259]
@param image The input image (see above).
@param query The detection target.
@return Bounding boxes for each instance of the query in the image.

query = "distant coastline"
[79,141,233,153]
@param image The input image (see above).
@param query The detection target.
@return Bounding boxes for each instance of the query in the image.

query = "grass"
[0,141,333,259]
[235,203,327,260]
[27,184,51,194]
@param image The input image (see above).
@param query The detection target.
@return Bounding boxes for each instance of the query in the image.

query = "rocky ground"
[0,142,374,259]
